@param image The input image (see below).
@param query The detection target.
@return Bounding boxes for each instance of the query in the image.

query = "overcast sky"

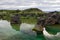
[0,0,60,11]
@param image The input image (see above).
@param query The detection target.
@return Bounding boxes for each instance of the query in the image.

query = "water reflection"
[43,28,60,40]
[20,23,36,36]
[0,20,36,40]
[0,20,18,40]
[0,20,60,40]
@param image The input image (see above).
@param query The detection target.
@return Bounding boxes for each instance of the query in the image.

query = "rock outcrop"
[10,14,21,24]
[33,13,60,33]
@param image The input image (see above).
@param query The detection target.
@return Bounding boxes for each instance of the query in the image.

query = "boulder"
[33,17,45,34]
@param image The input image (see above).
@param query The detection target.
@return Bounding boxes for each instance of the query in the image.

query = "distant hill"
[0,8,45,14]
[22,8,44,14]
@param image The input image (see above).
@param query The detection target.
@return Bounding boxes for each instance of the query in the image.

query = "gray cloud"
[0,0,60,11]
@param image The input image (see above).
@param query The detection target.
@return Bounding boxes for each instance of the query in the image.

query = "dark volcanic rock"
[10,14,21,24]
[34,13,60,32]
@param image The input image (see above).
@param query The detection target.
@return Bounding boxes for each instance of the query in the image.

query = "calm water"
[0,20,60,40]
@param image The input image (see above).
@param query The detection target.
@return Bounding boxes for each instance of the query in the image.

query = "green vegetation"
[21,17,37,24]
[0,8,44,21]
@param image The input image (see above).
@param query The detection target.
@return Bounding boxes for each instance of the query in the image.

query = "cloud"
[0,0,60,11]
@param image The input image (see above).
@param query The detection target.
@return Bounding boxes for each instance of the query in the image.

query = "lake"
[0,20,60,40]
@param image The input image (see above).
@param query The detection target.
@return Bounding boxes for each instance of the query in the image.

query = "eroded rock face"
[10,14,21,24]
[33,17,45,32]
[45,13,60,25]
[57,14,60,24]
[34,13,60,32]
[45,17,57,25]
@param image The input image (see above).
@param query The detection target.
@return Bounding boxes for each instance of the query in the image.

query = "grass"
[21,17,37,24]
